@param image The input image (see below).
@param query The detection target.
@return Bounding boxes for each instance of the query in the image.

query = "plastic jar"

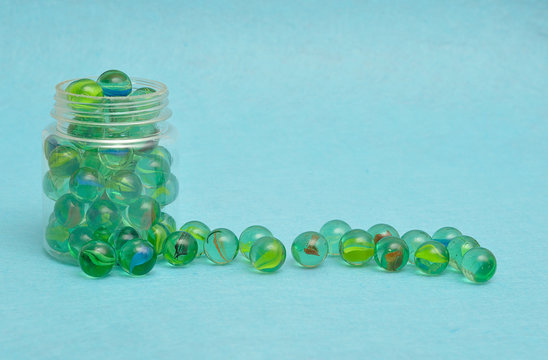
[42,77,179,264]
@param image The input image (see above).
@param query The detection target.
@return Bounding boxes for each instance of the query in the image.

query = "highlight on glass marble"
[374,236,409,272]
[368,223,400,245]
[204,228,239,265]
[239,225,273,260]
[291,231,328,268]
[338,229,375,266]
[320,219,351,256]
[249,236,286,273]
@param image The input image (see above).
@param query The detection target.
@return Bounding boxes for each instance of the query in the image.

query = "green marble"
[146,223,170,254]
[148,146,172,165]
[43,135,63,160]
[163,231,198,266]
[432,226,462,247]
[48,146,80,177]
[97,70,132,96]
[401,230,432,264]
[250,236,286,273]
[204,228,239,265]
[43,171,69,201]
[92,226,112,243]
[320,219,351,256]
[98,147,133,170]
[86,198,121,231]
[374,236,409,272]
[158,212,177,233]
[69,167,103,202]
[414,241,449,275]
[79,241,116,278]
[180,220,210,256]
[119,239,157,276]
[54,194,85,229]
[106,170,143,205]
[143,173,179,207]
[339,229,374,266]
[68,226,94,259]
[239,225,273,260]
[135,154,170,187]
[45,219,70,253]
[111,226,140,252]
[126,196,160,230]
[130,87,160,121]
[291,231,328,268]
[66,78,103,111]
[447,235,480,271]
[368,223,400,245]
[461,247,497,283]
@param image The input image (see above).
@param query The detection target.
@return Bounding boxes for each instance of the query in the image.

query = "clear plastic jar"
[42,77,179,264]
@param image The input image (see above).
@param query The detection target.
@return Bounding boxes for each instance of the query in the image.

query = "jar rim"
[54,77,168,101]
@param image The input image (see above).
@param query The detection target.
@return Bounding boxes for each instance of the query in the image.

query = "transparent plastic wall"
[42,78,179,264]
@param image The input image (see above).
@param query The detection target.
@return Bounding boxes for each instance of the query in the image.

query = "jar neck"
[51,77,171,141]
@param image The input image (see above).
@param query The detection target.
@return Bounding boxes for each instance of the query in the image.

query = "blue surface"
[1,1,547,358]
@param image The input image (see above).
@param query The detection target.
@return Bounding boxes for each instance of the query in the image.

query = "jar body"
[43,78,178,264]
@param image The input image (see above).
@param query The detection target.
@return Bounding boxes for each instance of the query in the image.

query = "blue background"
[1,1,547,358]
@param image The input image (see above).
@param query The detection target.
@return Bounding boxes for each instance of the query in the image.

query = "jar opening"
[51,77,171,141]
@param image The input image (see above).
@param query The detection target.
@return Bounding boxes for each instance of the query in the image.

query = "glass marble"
[79,241,116,278]
[98,147,133,170]
[92,226,112,243]
[158,212,177,233]
[119,239,157,276]
[320,219,351,256]
[149,146,172,165]
[447,235,480,271]
[239,225,273,259]
[65,78,103,111]
[291,231,328,268]
[368,223,400,245]
[146,223,170,254]
[48,146,80,177]
[130,87,160,121]
[143,173,179,207]
[249,236,286,273]
[45,219,70,253]
[163,231,198,266]
[204,228,239,265]
[69,167,103,202]
[106,170,143,205]
[44,135,63,160]
[54,194,85,228]
[432,226,462,247]
[414,241,449,275]
[461,247,497,283]
[339,229,375,266]
[135,154,170,187]
[68,226,94,259]
[180,220,210,257]
[43,171,69,201]
[126,196,160,230]
[401,230,432,264]
[111,226,140,252]
[97,70,132,96]
[374,236,409,272]
[86,198,121,232]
